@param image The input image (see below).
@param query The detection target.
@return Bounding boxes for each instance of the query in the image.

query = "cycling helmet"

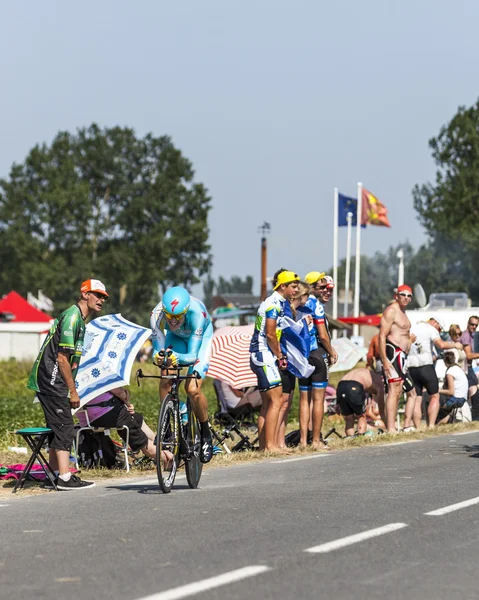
[162,286,190,318]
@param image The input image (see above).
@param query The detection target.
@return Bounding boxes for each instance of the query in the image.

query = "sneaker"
[200,435,213,464]
[402,426,417,433]
[57,474,96,491]
[43,476,58,489]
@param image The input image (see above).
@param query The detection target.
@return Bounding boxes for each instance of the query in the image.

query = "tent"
[0,291,53,360]
[0,291,52,322]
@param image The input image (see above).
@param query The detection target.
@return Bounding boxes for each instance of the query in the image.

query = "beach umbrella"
[207,325,257,389]
[73,314,151,413]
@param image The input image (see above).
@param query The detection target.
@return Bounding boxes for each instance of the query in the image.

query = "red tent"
[0,291,52,323]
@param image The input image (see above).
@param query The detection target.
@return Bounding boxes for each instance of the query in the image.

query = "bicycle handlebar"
[136,365,200,387]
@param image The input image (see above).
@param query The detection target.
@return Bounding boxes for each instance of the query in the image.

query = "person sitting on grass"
[436,349,468,425]
[337,366,384,438]
[78,387,173,467]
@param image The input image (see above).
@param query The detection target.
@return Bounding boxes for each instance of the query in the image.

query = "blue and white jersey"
[249,291,286,354]
[150,296,212,366]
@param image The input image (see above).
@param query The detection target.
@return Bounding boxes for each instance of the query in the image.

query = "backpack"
[77,429,117,469]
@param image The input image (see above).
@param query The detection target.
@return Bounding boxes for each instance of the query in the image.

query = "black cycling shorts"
[408,364,439,396]
[383,340,414,393]
[37,393,75,452]
[281,369,296,394]
[90,404,149,452]
[298,348,329,390]
[337,380,366,416]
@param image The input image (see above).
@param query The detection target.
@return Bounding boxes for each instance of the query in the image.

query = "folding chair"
[73,409,130,472]
[12,428,58,493]
[210,380,259,452]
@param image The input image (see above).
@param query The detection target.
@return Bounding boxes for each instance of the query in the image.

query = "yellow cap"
[304,271,326,285]
[273,271,300,290]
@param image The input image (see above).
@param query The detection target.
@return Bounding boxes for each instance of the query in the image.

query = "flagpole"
[343,212,353,337]
[353,181,363,338]
[332,187,339,339]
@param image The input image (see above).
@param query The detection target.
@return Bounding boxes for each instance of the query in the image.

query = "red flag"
[362,188,391,227]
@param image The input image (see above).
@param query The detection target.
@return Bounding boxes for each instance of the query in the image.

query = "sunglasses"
[469,322,479,328]
[164,310,187,321]
[398,293,413,299]
[89,291,108,300]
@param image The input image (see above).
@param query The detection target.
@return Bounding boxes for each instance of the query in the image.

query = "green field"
[0,359,346,451]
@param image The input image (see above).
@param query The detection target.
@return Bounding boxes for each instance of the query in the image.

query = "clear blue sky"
[1,0,478,294]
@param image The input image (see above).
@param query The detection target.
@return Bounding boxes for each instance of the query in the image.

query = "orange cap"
[80,279,109,298]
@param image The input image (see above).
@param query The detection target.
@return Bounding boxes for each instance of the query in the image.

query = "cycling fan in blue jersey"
[150,296,213,379]
[297,294,326,352]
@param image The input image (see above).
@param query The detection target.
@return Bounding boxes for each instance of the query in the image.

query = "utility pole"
[397,248,404,287]
[258,221,271,300]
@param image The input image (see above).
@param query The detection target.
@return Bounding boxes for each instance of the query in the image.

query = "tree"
[202,274,254,309]
[0,124,212,322]
[413,99,479,302]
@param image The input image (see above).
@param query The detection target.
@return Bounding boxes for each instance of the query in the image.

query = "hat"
[304,271,326,285]
[81,279,109,298]
[430,317,445,332]
[322,275,335,289]
[273,271,300,290]
[397,284,412,294]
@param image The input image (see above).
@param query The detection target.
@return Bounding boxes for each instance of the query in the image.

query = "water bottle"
[179,401,188,426]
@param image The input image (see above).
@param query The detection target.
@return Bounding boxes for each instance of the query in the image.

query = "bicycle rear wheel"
[184,398,203,489]
[156,394,179,493]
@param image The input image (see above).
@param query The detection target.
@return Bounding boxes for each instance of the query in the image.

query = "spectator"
[27,279,109,490]
[249,269,299,451]
[436,349,468,424]
[214,379,262,411]
[366,332,382,373]
[337,366,385,437]
[405,317,462,430]
[459,316,479,419]
[77,387,173,466]
[297,273,338,449]
[276,280,312,448]
[378,285,416,433]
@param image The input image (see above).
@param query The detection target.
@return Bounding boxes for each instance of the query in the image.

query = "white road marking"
[450,431,479,436]
[383,440,421,447]
[272,454,332,464]
[23,530,43,533]
[0,504,10,508]
[304,523,408,554]
[135,566,271,600]
[424,496,479,516]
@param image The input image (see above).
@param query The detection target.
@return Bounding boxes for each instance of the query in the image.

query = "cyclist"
[150,286,214,463]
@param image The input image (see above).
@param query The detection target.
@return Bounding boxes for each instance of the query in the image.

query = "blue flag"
[338,193,358,227]
[277,316,314,379]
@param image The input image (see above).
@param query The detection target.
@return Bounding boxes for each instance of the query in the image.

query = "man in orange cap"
[27,278,109,490]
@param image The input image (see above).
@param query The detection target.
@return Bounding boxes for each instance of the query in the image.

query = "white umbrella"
[73,314,151,414]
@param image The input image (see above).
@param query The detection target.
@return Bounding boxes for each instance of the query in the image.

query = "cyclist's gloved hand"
[153,351,165,367]
[165,352,178,368]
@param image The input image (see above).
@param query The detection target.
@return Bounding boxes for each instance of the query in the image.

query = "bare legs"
[257,385,284,451]
[385,381,403,432]
[276,391,293,448]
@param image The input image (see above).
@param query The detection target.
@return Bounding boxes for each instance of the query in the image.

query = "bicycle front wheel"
[156,394,179,493]
[184,398,203,489]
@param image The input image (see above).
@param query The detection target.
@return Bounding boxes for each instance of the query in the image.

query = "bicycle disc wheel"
[184,398,203,489]
[156,395,179,493]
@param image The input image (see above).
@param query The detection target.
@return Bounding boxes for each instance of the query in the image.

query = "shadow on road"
[462,444,479,458]
[105,483,193,494]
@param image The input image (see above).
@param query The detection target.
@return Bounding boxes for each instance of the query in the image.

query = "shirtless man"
[379,285,415,433]
[337,366,385,436]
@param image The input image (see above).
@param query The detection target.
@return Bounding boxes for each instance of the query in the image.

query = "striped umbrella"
[207,324,257,389]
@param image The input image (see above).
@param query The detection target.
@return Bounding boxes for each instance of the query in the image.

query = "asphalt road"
[2,431,479,600]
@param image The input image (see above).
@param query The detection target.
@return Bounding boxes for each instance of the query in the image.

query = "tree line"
[2,98,479,321]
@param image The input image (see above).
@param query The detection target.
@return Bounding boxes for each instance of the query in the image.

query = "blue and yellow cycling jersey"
[150,296,212,368]
[297,294,328,352]
[249,291,286,354]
